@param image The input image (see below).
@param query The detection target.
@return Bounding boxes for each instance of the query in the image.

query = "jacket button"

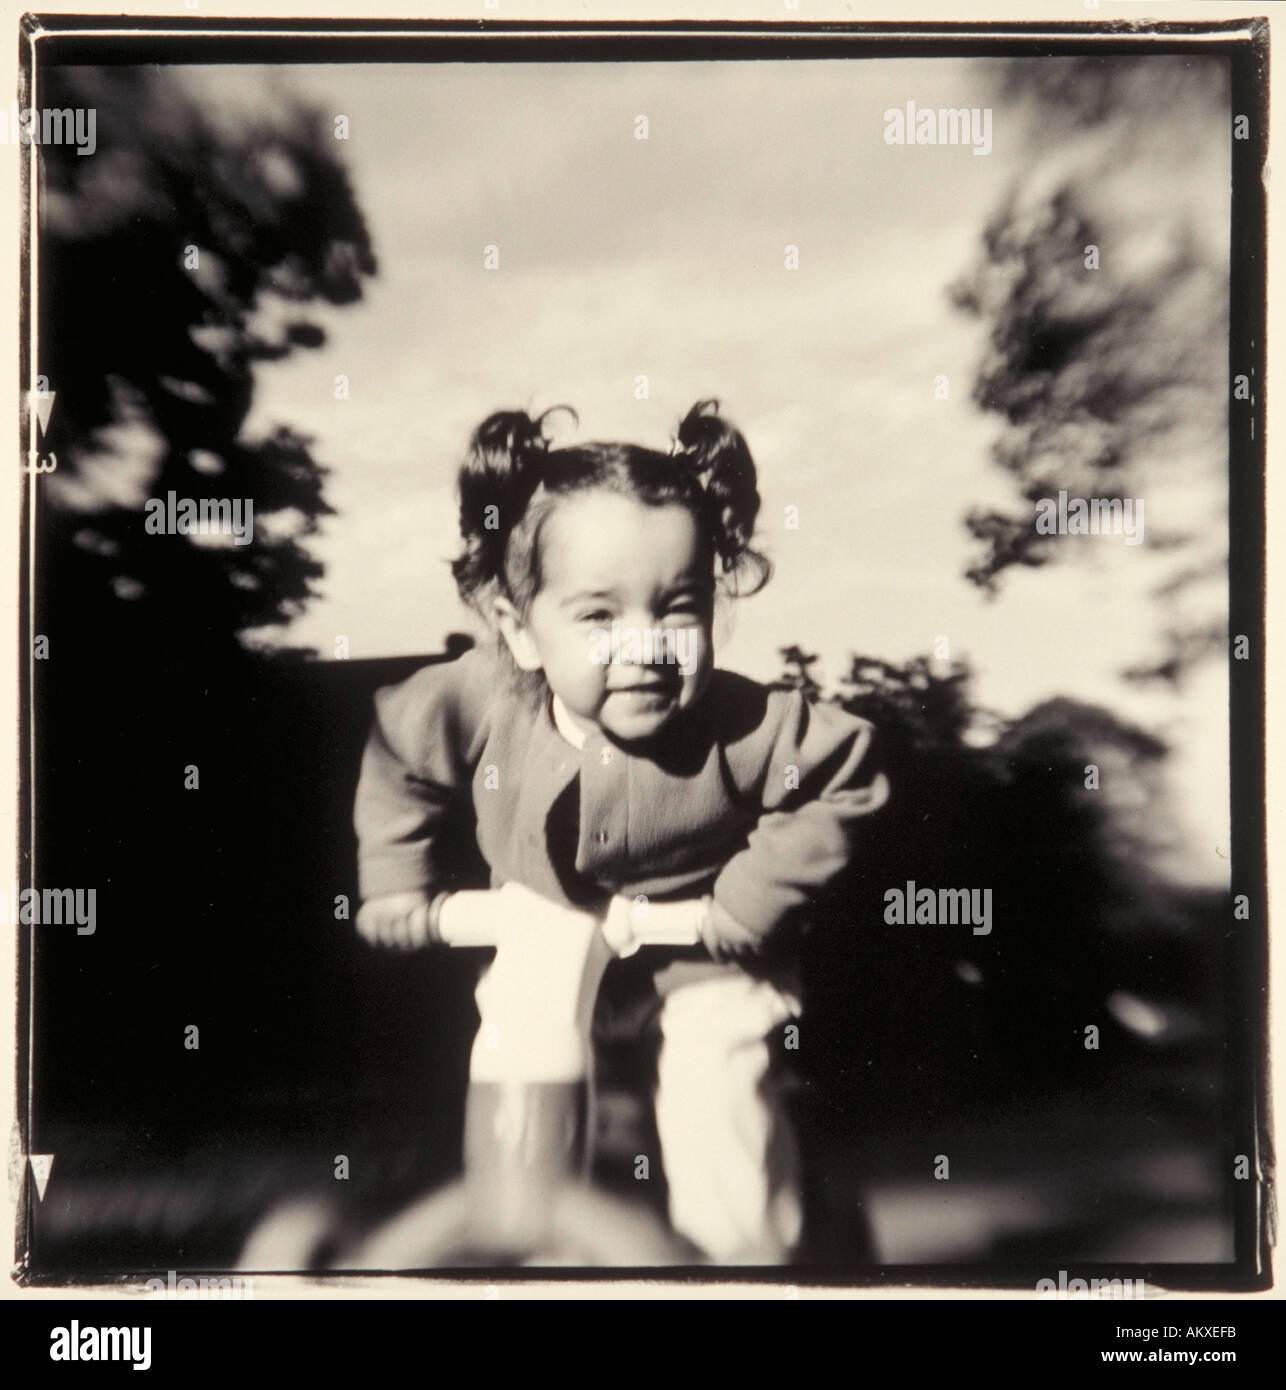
[599,748,612,765]
[595,830,609,845]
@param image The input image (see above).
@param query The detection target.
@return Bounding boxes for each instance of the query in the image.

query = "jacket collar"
[550,693,588,750]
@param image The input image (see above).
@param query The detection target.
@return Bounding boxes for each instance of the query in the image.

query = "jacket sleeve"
[353,651,493,902]
[712,690,890,941]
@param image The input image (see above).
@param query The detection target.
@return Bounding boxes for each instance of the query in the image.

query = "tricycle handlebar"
[436,885,706,955]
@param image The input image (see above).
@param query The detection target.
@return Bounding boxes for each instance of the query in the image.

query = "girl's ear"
[492,595,543,672]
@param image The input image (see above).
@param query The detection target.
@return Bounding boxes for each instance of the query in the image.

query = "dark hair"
[451,399,771,616]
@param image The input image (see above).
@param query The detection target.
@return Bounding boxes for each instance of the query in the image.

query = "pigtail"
[674,399,771,594]
[451,405,577,604]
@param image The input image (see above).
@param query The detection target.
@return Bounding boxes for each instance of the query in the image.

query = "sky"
[176,56,1232,881]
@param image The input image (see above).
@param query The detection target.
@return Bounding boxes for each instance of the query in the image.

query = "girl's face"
[495,490,716,746]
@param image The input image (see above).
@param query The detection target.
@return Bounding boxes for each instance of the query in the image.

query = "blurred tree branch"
[37,67,377,661]
[949,59,1229,685]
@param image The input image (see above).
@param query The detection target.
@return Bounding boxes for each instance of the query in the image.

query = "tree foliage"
[949,58,1229,683]
[36,66,377,661]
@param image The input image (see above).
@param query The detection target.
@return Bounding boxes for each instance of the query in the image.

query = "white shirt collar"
[550,693,588,750]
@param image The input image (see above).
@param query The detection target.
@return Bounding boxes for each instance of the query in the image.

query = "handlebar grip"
[433,890,508,947]
[601,895,706,955]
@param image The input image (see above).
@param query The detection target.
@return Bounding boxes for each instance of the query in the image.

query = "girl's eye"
[579,610,612,624]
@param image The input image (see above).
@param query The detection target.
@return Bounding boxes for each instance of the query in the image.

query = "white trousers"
[652,971,803,1264]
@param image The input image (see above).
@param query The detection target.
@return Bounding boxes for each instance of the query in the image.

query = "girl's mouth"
[608,683,677,709]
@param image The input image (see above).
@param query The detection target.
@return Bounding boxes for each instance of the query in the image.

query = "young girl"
[353,399,889,1263]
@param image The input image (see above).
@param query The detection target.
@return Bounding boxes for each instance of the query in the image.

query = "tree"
[26,67,379,1132]
[949,57,1229,684]
[773,644,822,700]
[783,647,1218,1103]
[35,66,377,664]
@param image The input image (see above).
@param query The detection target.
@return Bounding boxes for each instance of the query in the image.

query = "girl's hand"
[698,899,765,963]
[356,890,436,950]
